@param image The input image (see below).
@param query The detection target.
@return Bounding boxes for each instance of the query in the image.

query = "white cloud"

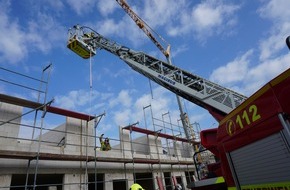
[45,0,64,11]
[94,0,239,49]
[66,0,96,15]
[134,93,152,111]
[96,123,113,138]
[97,0,118,17]
[258,0,290,61]
[168,0,240,41]
[113,108,131,126]
[93,1,194,49]
[244,53,290,94]
[258,0,290,22]
[26,13,66,53]
[171,45,189,58]
[109,86,179,127]
[209,49,253,85]
[207,0,290,96]
[234,0,290,95]
[95,16,146,47]
[109,90,132,108]
[259,33,289,61]
[0,1,27,64]
[192,2,223,29]
[209,49,290,96]
[96,18,120,36]
[54,89,100,110]
[143,0,185,28]
[0,1,66,64]
[135,87,170,113]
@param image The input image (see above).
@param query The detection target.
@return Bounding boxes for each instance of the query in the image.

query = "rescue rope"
[84,50,93,190]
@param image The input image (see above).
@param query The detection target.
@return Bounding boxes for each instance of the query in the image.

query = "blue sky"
[1,0,290,142]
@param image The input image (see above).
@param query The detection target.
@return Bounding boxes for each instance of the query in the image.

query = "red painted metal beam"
[123,125,199,144]
[0,93,95,121]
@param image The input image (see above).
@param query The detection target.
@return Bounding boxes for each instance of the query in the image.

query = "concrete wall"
[148,134,163,159]
[180,143,195,158]
[132,135,150,155]
[63,173,87,190]
[41,123,66,146]
[104,173,133,190]
[0,175,11,190]
[0,102,22,149]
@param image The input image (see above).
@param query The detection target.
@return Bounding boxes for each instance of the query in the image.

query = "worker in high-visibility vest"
[99,134,111,151]
[130,183,145,190]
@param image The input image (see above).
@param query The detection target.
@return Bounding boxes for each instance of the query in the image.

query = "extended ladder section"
[67,25,247,121]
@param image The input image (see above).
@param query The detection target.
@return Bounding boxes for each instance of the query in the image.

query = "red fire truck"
[199,67,290,189]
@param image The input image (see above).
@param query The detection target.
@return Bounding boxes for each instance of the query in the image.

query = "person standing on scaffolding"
[100,134,111,151]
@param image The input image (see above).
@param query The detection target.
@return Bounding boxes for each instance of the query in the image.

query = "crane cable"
[90,49,93,89]
[85,49,93,190]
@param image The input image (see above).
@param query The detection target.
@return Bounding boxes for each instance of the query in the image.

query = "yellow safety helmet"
[130,183,144,190]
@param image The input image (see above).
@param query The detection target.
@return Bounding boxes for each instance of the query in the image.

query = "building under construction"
[0,66,213,190]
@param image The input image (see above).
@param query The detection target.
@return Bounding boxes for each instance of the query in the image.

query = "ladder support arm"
[67,25,247,121]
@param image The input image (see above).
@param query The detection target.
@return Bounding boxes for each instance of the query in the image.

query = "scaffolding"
[0,66,203,190]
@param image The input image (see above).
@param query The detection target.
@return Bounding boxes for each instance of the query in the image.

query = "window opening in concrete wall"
[185,171,195,184]
[175,176,184,189]
[164,172,172,190]
[135,173,153,190]
[88,173,104,190]
[10,174,63,190]
[113,179,127,190]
